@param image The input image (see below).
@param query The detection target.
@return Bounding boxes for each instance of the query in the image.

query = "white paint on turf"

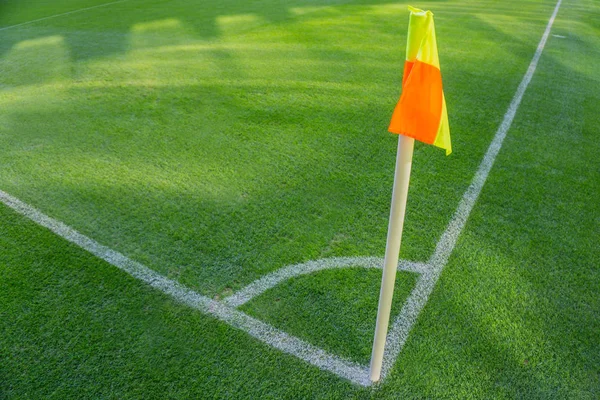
[0,0,562,386]
[224,257,429,308]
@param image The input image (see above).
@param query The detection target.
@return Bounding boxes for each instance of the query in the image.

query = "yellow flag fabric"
[388,6,451,155]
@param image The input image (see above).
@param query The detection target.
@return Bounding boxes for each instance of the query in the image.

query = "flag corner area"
[388,6,451,156]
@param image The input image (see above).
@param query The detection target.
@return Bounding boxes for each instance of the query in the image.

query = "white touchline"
[0,0,561,387]
[0,0,131,32]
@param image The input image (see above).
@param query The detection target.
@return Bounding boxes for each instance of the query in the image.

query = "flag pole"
[369,133,415,382]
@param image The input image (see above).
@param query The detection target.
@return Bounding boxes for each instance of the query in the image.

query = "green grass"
[1,0,599,398]
[241,269,418,364]
[0,205,362,398]
[0,0,552,297]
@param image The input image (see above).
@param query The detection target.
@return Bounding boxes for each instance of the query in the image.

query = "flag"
[388,6,451,155]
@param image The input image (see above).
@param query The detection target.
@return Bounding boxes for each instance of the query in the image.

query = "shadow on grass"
[0,0,450,64]
[0,0,562,295]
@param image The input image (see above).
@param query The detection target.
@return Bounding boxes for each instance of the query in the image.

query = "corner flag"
[388,6,451,155]
[370,6,451,382]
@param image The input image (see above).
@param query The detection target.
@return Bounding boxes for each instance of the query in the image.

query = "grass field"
[1,0,599,398]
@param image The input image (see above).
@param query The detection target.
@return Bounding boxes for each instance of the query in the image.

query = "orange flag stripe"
[388,7,451,155]
[390,60,443,145]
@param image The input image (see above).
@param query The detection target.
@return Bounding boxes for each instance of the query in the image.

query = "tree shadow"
[0,0,446,63]
[0,0,572,292]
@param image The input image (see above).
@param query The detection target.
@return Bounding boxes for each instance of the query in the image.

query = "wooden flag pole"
[369,134,415,382]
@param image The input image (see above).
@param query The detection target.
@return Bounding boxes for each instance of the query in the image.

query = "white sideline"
[0,0,562,387]
[0,0,130,32]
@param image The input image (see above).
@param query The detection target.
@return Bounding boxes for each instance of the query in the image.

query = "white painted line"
[0,0,562,387]
[0,189,371,386]
[398,260,430,274]
[378,0,563,381]
[224,257,429,308]
[0,0,130,32]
